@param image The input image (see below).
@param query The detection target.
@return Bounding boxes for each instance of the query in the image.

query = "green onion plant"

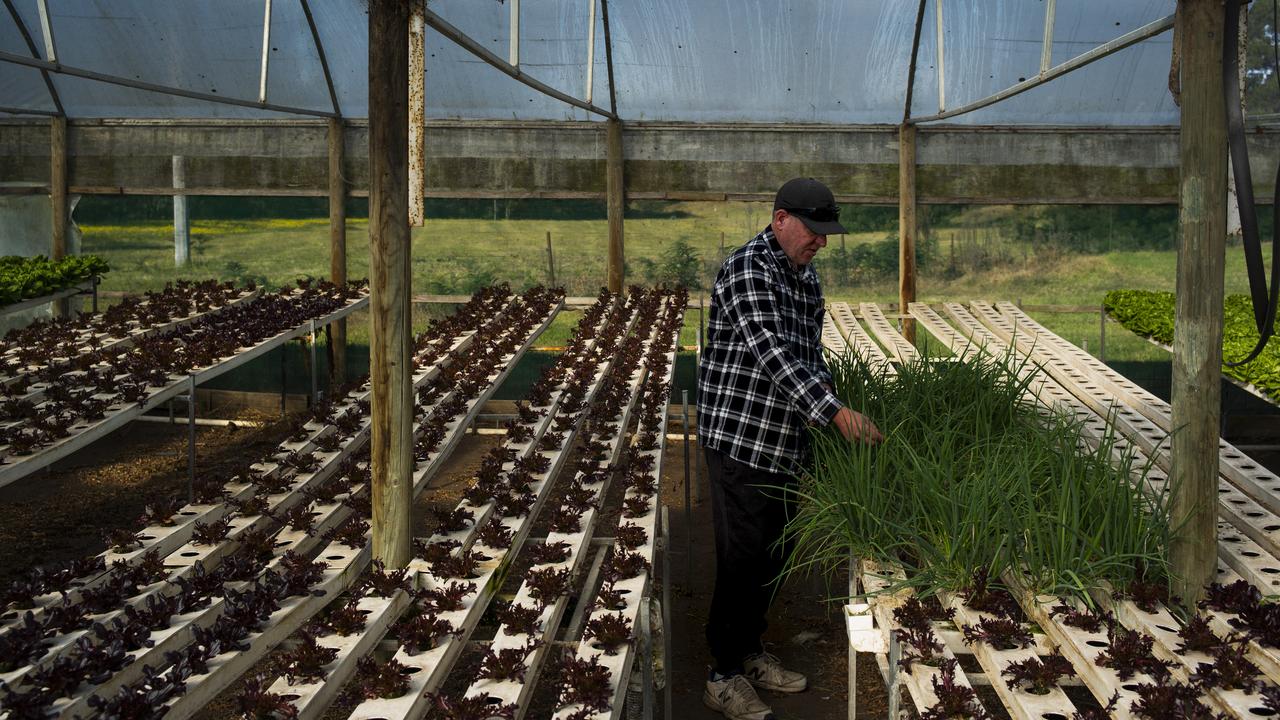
[780,350,1171,603]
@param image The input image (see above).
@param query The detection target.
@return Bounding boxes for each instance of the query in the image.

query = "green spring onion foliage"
[780,351,1170,602]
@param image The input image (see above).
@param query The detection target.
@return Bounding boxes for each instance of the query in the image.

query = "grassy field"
[78,202,1271,362]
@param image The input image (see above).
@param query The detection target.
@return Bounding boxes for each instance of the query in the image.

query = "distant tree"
[659,237,702,289]
[1246,0,1280,114]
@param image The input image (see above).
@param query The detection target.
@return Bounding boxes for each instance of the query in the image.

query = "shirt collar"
[762,226,817,280]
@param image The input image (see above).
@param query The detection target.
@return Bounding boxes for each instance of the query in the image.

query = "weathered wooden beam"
[1170,0,1227,607]
[5,120,1249,204]
[48,115,67,316]
[328,117,348,386]
[898,123,918,343]
[368,0,413,569]
[606,117,624,293]
[49,115,65,261]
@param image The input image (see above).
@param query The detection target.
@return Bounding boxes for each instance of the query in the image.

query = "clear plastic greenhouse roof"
[1,0,1178,125]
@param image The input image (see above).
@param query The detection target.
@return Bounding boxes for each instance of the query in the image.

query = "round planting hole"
[180,551,199,557]
[1244,551,1262,558]
[326,555,343,561]
[1250,708,1277,717]
[1086,640,1108,648]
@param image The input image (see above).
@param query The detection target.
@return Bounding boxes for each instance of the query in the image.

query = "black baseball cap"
[773,177,847,235]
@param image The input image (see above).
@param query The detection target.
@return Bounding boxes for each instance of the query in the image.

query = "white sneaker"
[703,674,776,720]
[743,652,808,693]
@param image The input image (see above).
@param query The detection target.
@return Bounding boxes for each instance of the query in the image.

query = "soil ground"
[661,436,889,720]
[0,410,292,587]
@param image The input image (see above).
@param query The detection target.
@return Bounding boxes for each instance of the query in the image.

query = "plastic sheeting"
[0,0,1181,125]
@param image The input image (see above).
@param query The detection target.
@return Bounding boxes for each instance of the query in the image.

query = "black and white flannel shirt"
[697,226,842,473]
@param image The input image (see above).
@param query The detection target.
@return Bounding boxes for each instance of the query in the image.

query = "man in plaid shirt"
[698,178,882,720]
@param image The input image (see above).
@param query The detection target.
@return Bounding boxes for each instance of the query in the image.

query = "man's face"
[772,209,828,267]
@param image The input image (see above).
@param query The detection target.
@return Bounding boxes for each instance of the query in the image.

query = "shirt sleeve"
[716,255,844,426]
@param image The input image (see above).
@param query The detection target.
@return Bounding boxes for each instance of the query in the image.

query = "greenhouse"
[1,0,1279,718]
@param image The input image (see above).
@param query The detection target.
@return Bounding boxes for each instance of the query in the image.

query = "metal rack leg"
[847,557,857,720]
[697,296,704,361]
[186,375,196,502]
[309,319,318,405]
[887,632,902,720]
[639,595,654,720]
[681,391,692,589]
[693,327,702,503]
[1099,305,1107,362]
[280,347,287,416]
[661,506,672,720]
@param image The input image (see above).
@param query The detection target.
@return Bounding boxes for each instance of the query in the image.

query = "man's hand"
[832,407,883,445]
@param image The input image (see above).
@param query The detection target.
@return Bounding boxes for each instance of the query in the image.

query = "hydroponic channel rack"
[824,300,1280,720]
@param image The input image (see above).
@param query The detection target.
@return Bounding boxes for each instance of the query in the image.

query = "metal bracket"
[887,631,902,719]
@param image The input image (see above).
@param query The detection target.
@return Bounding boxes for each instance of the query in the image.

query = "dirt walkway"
[660,438,889,720]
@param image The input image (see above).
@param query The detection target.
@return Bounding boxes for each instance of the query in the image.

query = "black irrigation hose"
[1223,0,1280,366]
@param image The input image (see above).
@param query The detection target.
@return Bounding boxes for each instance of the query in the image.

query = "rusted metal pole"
[328,117,348,386]
[369,0,414,569]
[902,0,927,122]
[606,118,624,293]
[408,0,426,228]
[898,123,918,344]
[1170,0,1226,608]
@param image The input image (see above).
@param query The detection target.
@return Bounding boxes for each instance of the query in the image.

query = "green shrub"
[658,237,702,290]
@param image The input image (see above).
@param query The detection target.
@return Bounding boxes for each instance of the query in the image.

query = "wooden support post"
[368,0,413,570]
[545,230,556,287]
[1170,0,1227,607]
[50,116,68,317]
[606,118,624,293]
[328,117,348,386]
[898,123,918,344]
[50,116,66,262]
[173,155,190,266]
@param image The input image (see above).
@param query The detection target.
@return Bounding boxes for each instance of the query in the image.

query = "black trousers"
[703,448,796,674]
